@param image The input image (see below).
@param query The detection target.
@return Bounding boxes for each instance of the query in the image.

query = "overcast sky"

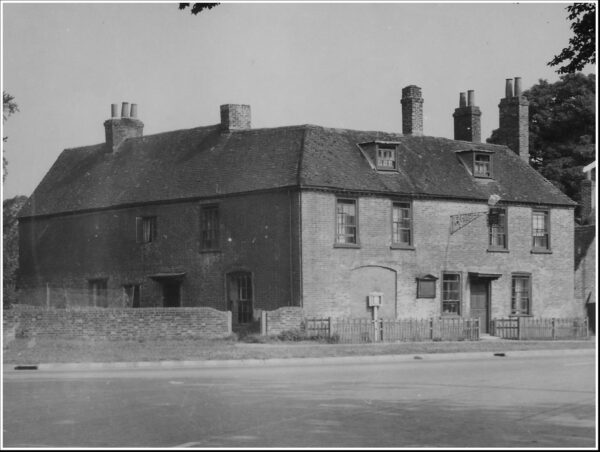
[2,1,595,199]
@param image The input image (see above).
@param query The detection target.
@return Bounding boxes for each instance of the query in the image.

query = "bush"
[277,328,308,342]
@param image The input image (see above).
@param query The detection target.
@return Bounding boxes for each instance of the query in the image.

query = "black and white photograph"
[1,0,597,448]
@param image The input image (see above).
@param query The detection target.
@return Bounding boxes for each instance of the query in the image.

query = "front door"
[227,272,253,324]
[470,279,489,334]
[162,281,181,307]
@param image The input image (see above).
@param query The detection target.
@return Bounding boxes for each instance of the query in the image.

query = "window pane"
[489,208,506,248]
[392,202,412,246]
[377,146,396,169]
[532,211,549,249]
[336,200,357,244]
[442,273,460,314]
[474,154,491,177]
[511,275,530,315]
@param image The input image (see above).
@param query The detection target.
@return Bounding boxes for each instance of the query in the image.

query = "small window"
[417,275,438,298]
[136,216,157,244]
[123,284,141,308]
[392,202,412,247]
[511,273,531,315]
[377,145,397,170]
[442,272,461,315]
[488,207,507,250]
[335,199,358,245]
[532,209,550,250]
[89,278,108,308]
[200,205,220,250]
[474,153,491,177]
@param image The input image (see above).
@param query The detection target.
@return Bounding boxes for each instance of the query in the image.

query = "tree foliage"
[3,195,28,308]
[488,73,595,215]
[3,91,19,182]
[548,3,596,74]
[179,3,220,15]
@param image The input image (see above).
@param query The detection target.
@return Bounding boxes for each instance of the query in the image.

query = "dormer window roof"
[455,149,495,179]
[358,141,401,172]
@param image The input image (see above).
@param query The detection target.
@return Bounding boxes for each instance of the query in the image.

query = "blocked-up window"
[511,274,531,315]
[336,199,357,245]
[200,205,220,250]
[136,216,157,244]
[392,202,412,247]
[532,210,550,250]
[442,273,461,315]
[488,208,507,249]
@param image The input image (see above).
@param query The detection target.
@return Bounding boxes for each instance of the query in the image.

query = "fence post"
[551,318,555,340]
[585,317,589,338]
[328,317,332,338]
[517,316,522,340]
[430,317,434,340]
[260,311,267,336]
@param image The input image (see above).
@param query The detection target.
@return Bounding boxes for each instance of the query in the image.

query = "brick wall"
[263,307,304,335]
[300,191,576,320]
[18,190,299,314]
[2,306,232,340]
[574,225,595,309]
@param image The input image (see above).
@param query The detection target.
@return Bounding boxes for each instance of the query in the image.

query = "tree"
[179,2,220,15]
[548,3,596,74]
[3,91,19,182]
[3,195,28,308]
[488,73,595,217]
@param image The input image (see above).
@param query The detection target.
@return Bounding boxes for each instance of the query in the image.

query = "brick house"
[18,79,579,332]
[575,161,596,332]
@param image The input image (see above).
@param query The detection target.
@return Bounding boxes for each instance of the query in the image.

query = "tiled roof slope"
[19,124,575,218]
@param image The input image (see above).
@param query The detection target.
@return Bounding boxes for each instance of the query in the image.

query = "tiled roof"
[19,124,575,218]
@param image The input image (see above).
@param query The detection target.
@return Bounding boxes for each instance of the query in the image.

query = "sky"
[1,1,596,199]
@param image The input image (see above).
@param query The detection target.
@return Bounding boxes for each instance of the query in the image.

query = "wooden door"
[470,279,489,334]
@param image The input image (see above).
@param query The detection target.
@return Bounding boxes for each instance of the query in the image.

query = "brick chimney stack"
[104,102,144,153]
[401,85,424,136]
[453,89,482,142]
[220,104,251,132]
[497,77,529,163]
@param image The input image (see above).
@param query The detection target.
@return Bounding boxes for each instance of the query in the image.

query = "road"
[2,351,596,448]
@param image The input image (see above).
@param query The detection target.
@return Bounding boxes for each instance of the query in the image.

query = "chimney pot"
[111,103,119,118]
[121,102,130,118]
[505,79,514,98]
[514,77,522,96]
[467,90,475,107]
[130,103,138,119]
[459,92,467,107]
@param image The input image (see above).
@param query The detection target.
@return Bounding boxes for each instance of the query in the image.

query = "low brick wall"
[262,306,304,335]
[2,306,232,340]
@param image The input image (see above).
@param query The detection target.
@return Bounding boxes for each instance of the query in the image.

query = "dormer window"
[455,149,494,179]
[377,144,397,170]
[358,141,400,172]
[474,153,491,177]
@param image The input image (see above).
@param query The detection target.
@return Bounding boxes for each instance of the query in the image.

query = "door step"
[480,334,502,340]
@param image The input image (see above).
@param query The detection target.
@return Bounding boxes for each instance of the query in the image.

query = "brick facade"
[300,190,576,320]
[18,190,300,317]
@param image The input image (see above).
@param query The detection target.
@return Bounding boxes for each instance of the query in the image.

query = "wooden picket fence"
[490,317,589,340]
[304,317,480,343]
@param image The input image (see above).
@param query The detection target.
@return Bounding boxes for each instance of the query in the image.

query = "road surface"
[2,351,596,448]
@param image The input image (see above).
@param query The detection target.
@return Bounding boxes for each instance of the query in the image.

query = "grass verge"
[3,336,595,365]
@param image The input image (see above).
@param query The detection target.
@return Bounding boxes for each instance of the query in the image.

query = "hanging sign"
[450,212,485,234]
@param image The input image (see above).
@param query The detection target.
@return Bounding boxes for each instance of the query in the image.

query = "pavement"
[4,346,596,373]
